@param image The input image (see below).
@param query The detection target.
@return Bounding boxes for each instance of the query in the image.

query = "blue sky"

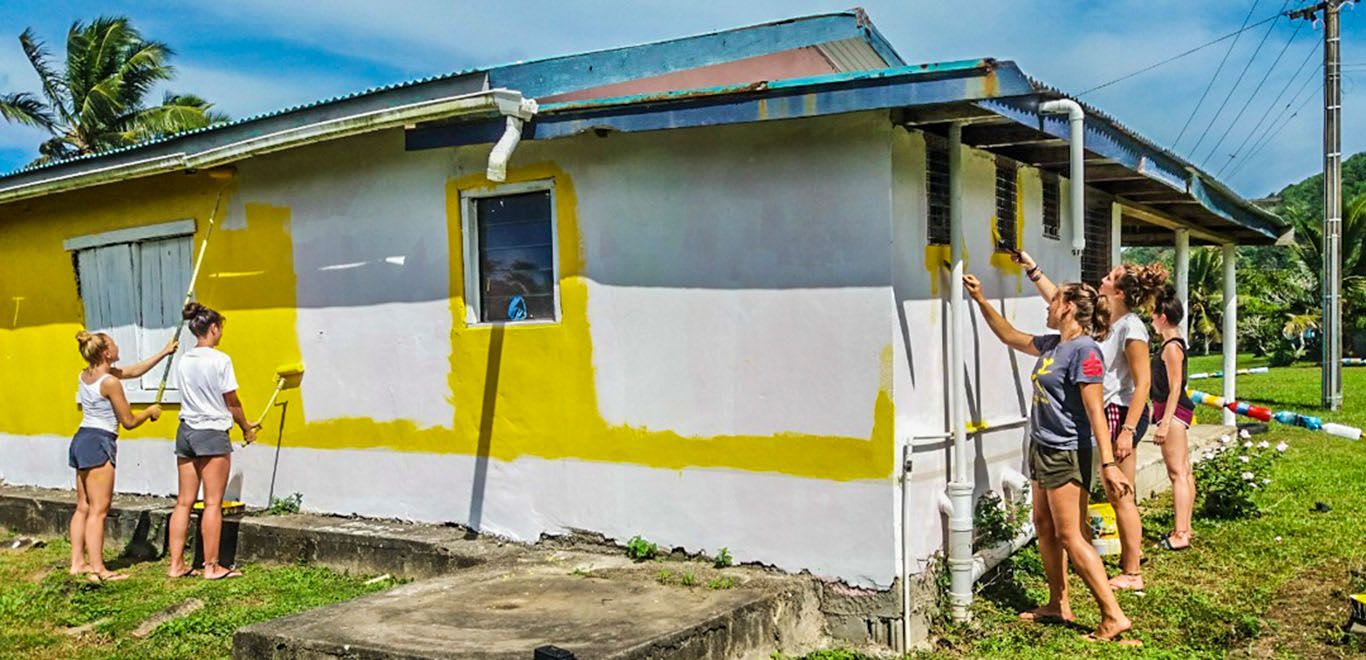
[1,0,1362,197]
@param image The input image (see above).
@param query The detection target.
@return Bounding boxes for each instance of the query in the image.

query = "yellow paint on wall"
[989,168,1027,292]
[1,164,895,482]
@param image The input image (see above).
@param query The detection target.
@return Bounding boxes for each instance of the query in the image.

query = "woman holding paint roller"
[69,332,176,581]
[962,272,1137,645]
[1150,286,1196,551]
[1012,250,1166,591]
[166,302,255,580]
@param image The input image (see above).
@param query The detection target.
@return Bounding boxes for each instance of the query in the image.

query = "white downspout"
[486,97,539,182]
[1039,99,1086,255]
[945,122,975,623]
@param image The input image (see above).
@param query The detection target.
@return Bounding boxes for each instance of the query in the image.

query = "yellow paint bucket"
[1088,502,1121,556]
[192,500,246,516]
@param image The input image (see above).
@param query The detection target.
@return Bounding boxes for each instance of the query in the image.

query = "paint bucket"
[1349,594,1366,635]
[1088,502,1121,557]
[192,500,246,516]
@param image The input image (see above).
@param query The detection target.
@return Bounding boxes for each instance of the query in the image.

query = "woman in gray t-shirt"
[964,273,1137,645]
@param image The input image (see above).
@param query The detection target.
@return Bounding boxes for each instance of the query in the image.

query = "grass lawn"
[793,356,1366,659]
[0,531,395,659]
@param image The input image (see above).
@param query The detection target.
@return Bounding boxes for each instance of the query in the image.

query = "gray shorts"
[69,427,117,470]
[175,422,233,458]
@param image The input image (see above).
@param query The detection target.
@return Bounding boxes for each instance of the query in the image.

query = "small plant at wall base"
[713,547,733,568]
[972,491,1020,552]
[1193,433,1286,519]
[626,535,658,561]
[267,492,302,515]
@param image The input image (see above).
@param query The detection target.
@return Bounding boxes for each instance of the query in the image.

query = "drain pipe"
[1039,99,1086,255]
[973,467,1034,581]
[486,96,539,182]
[944,121,975,623]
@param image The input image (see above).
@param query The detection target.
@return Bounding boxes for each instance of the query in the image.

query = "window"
[1042,172,1061,240]
[1082,196,1112,287]
[994,157,1018,251]
[65,220,194,402]
[461,182,558,324]
[925,135,951,245]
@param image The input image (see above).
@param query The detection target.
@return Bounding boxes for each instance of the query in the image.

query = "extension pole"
[154,185,228,404]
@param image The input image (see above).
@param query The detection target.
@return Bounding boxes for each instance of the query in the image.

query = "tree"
[0,16,226,165]
[1187,247,1223,355]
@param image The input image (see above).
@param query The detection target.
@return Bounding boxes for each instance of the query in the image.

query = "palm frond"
[0,91,57,131]
[124,93,229,141]
[18,28,73,125]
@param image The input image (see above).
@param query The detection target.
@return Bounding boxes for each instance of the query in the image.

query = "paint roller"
[154,167,237,404]
[244,361,305,446]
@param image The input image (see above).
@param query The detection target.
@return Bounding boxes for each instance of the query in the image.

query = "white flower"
[1221,435,1232,444]
[1257,440,1270,449]
[1239,455,1251,463]
[1276,442,1289,453]
[1262,478,1272,484]
[1240,429,1251,439]
[1243,441,1254,449]
[1275,536,1283,543]
[1241,471,1255,480]
[1250,482,1259,489]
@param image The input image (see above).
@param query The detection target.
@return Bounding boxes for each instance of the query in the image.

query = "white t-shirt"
[177,346,239,431]
[1101,312,1150,407]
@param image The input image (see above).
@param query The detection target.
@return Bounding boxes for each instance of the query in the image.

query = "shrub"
[626,535,658,561]
[713,547,733,568]
[267,492,302,515]
[972,491,1020,552]
[1193,433,1286,519]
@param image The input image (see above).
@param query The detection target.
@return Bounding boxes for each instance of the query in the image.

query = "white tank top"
[77,373,119,434]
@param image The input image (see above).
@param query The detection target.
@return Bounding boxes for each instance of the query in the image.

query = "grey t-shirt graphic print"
[1029,334,1106,450]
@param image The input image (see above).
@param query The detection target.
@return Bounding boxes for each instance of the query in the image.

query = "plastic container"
[1088,502,1121,556]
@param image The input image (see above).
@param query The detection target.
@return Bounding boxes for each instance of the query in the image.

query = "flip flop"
[204,567,243,580]
[86,571,129,583]
[1082,633,1143,647]
[1159,537,1190,551]
[169,568,199,578]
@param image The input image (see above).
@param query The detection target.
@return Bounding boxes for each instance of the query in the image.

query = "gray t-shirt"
[1100,312,1150,406]
[1030,334,1107,450]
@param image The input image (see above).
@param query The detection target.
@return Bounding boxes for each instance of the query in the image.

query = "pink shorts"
[1152,402,1194,428]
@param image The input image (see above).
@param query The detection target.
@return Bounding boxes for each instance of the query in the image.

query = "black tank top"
[1150,337,1195,409]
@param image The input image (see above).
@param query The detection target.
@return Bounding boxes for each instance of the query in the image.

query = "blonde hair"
[75,331,111,365]
[1114,262,1169,310]
[1058,282,1111,342]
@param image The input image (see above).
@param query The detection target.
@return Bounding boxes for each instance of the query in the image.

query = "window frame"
[459,179,561,327]
[66,219,196,404]
[924,134,951,246]
[1041,172,1061,240]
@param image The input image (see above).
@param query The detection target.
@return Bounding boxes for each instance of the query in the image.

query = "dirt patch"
[1248,561,1365,658]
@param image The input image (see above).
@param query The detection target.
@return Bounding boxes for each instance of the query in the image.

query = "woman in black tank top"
[1150,287,1195,551]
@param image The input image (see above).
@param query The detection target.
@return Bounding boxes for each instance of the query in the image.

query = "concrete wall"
[0,113,900,588]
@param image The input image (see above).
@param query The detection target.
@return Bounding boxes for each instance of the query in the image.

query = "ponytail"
[183,302,225,338]
[75,330,111,365]
[1059,282,1110,342]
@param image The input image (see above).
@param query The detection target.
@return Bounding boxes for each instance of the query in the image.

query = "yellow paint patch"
[989,169,1027,292]
[0,163,895,482]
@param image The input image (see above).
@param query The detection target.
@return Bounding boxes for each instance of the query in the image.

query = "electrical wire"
[1076,11,1283,96]
[1188,0,1294,158]
[1214,39,1321,177]
[1226,71,1320,178]
[1173,0,1262,149]
[1202,16,1306,167]
[1226,80,1322,179]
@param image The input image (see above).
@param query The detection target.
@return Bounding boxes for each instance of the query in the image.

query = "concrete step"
[232,559,824,660]
[0,485,519,578]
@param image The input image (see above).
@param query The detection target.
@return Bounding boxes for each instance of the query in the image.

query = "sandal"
[86,571,129,583]
[1159,536,1190,551]
[169,568,199,578]
[202,562,243,580]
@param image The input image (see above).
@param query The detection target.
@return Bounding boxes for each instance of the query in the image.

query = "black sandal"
[1159,536,1190,551]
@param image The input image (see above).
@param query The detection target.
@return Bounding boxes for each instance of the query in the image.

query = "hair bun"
[183,302,204,321]
[75,330,92,344]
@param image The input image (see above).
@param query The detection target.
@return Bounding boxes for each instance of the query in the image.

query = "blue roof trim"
[490,10,896,98]
[407,60,1031,150]
[1190,176,1281,238]
[0,10,890,184]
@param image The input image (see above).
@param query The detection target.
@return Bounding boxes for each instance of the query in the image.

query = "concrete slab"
[1133,424,1230,501]
[233,557,824,660]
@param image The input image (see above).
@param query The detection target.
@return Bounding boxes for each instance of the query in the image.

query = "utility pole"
[1289,1,1351,411]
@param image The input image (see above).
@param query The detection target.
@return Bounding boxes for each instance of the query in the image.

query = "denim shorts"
[69,427,117,470]
[175,422,232,458]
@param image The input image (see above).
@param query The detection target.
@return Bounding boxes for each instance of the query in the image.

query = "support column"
[1175,230,1190,340]
[1222,244,1237,426]
[1110,202,1123,268]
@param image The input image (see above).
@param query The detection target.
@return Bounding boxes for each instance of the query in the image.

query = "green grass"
[0,534,394,659]
[791,359,1366,659]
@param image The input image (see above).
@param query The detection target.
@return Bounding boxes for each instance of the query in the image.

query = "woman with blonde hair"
[963,273,1137,645]
[69,331,176,581]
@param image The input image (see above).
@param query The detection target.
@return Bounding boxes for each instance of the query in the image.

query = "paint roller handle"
[245,380,286,444]
[153,319,189,404]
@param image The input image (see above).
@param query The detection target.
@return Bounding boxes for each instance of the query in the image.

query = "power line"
[1188,0,1293,158]
[1217,48,1321,177]
[1174,0,1262,149]
[1226,79,1322,179]
[1213,36,1320,176]
[1076,11,1283,96]
[1202,15,1305,167]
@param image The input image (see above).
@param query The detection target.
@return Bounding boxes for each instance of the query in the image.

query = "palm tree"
[0,16,227,166]
[1187,247,1223,355]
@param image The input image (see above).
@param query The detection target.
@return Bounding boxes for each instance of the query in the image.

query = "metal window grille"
[1042,172,1060,240]
[474,190,556,322]
[925,136,951,245]
[994,158,1017,251]
[1082,196,1112,286]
